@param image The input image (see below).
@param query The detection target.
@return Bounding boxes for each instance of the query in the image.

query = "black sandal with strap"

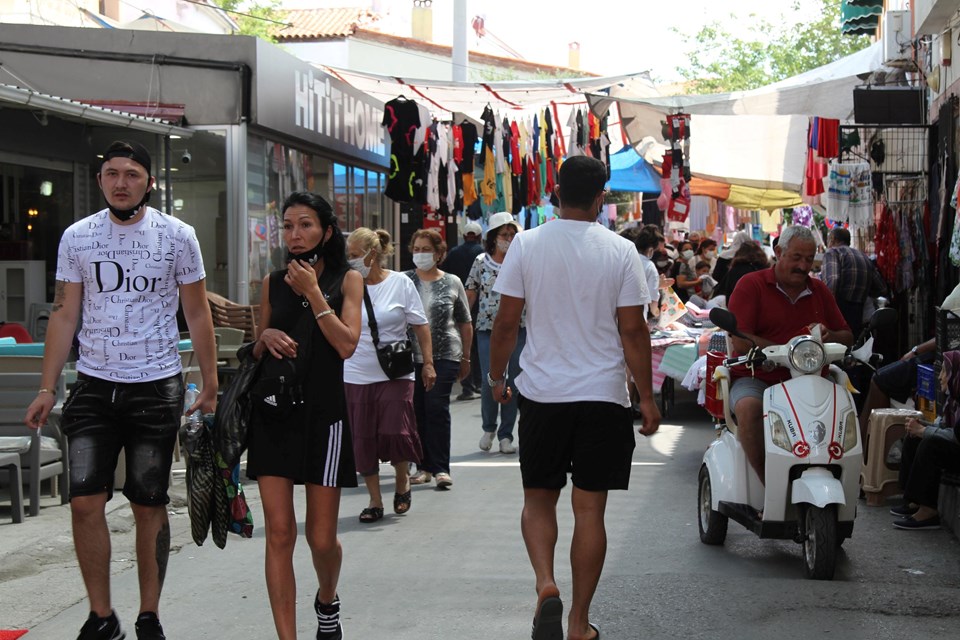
[394,490,412,514]
[358,506,384,523]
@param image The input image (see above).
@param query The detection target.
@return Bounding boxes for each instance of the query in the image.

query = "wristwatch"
[911,345,919,356]
[486,371,505,386]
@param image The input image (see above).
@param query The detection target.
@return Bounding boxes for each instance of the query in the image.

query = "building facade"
[0,24,390,311]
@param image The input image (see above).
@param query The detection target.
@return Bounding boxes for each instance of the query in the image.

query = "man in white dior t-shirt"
[24,140,218,640]
[489,155,660,640]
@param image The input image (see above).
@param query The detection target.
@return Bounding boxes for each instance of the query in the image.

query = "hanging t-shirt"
[460,121,479,173]
[510,121,522,176]
[56,207,205,382]
[382,97,421,203]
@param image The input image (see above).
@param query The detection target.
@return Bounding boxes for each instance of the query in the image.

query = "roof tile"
[275,7,376,40]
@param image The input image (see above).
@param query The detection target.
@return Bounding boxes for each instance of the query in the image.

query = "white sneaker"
[479,431,495,451]
[499,438,516,454]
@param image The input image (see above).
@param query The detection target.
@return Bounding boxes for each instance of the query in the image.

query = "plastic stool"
[861,408,921,506]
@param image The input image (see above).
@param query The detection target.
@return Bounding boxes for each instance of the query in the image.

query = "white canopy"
[587,43,887,192]
[319,65,654,121]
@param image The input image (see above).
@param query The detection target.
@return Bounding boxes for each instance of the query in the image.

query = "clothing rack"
[884,175,927,205]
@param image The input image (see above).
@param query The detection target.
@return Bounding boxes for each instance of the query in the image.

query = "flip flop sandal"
[531,595,563,640]
[394,490,412,514]
[358,507,384,523]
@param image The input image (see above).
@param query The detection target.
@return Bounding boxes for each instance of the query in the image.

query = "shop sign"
[255,44,388,168]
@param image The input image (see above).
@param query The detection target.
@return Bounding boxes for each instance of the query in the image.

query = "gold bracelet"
[315,309,335,320]
[37,388,55,396]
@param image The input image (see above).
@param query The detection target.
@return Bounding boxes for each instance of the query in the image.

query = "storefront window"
[162,129,229,297]
[365,172,385,230]
[246,137,383,303]
[0,161,74,315]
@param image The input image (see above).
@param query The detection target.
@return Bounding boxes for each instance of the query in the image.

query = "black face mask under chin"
[287,238,326,266]
[107,190,151,222]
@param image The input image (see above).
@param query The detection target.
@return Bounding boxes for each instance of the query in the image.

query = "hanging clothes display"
[382,96,421,203]
[824,161,872,228]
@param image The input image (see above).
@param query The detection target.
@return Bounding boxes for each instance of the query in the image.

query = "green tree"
[210,0,284,42]
[673,0,871,94]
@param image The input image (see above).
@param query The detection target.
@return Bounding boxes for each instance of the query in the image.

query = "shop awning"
[608,147,661,193]
[0,83,193,137]
[318,66,653,120]
[841,1,883,36]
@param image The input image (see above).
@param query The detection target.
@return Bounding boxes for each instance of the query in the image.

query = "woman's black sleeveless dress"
[246,266,358,487]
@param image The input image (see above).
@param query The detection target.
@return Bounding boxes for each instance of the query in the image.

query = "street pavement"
[2,387,960,639]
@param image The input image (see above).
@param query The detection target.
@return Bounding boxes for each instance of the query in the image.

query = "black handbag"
[212,342,261,470]
[248,306,313,419]
[363,286,415,379]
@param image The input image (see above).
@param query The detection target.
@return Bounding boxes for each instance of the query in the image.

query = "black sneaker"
[890,504,919,517]
[134,612,165,640]
[315,593,343,640]
[77,611,125,640]
[892,515,941,530]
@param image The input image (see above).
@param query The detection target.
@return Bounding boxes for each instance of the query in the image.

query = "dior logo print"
[59,209,206,382]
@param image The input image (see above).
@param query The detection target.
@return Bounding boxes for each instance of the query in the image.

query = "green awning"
[841,0,882,36]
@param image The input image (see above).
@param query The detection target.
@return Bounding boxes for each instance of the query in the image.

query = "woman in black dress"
[248,192,363,640]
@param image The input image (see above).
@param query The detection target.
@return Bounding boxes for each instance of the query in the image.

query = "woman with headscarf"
[892,350,960,530]
[711,230,752,287]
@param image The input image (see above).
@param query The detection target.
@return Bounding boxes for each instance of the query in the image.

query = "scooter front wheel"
[698,465,728,545]
[802,504,838,580]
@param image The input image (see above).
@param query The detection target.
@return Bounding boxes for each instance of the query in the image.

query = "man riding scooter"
[727,225,854,483]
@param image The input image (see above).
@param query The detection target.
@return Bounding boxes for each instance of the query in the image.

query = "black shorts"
[517,395,635,491]
[61,372,183,506]
[873,352,935,403]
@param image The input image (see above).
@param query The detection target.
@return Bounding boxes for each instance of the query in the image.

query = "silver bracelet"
[315,309,334,320]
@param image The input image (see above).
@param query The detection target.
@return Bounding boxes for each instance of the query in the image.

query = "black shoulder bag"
[363,286,415,379]
[248,306,314,419]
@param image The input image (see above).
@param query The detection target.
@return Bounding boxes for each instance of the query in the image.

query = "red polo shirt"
[727,267,849,384]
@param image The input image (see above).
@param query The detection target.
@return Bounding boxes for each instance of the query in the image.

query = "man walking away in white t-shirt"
[24,140,218,640]
[489,155,660,640]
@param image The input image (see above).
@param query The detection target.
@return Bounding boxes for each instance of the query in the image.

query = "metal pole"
[452,0,467,82]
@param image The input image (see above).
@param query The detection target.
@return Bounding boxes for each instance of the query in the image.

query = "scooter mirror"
[709,307,744,337]
[869,307,898,330]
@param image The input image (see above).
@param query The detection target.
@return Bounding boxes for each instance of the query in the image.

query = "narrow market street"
[3,389,958,639]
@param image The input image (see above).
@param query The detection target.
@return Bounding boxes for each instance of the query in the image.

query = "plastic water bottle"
[184,383,202,432]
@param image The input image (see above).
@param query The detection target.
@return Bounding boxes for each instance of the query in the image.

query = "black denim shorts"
[516,394,636,491]
[61,372,184,505]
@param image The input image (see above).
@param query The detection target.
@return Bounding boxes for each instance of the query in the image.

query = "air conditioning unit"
[883,9,912,67]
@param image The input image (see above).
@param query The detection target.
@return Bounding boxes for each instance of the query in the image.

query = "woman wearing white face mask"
[465,211,525,454]
[406,228,473,489]
[343,227,434,524]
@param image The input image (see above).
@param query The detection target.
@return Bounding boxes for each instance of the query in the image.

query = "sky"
[278,0,827,81]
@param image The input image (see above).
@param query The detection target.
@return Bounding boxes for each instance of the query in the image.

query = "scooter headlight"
[843,411,858,451]
[768,411,792,452]
[788,335,825,374]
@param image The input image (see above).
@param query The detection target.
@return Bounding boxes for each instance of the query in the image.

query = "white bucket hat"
[487,211,519,233]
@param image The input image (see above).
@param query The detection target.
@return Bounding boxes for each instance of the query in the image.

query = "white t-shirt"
[344,270,428,385]
[493,219,650,407]
[56,207,205,382]
[639,253,660,320]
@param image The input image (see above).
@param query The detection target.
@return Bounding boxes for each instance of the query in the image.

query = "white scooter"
[697,307,897,579]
